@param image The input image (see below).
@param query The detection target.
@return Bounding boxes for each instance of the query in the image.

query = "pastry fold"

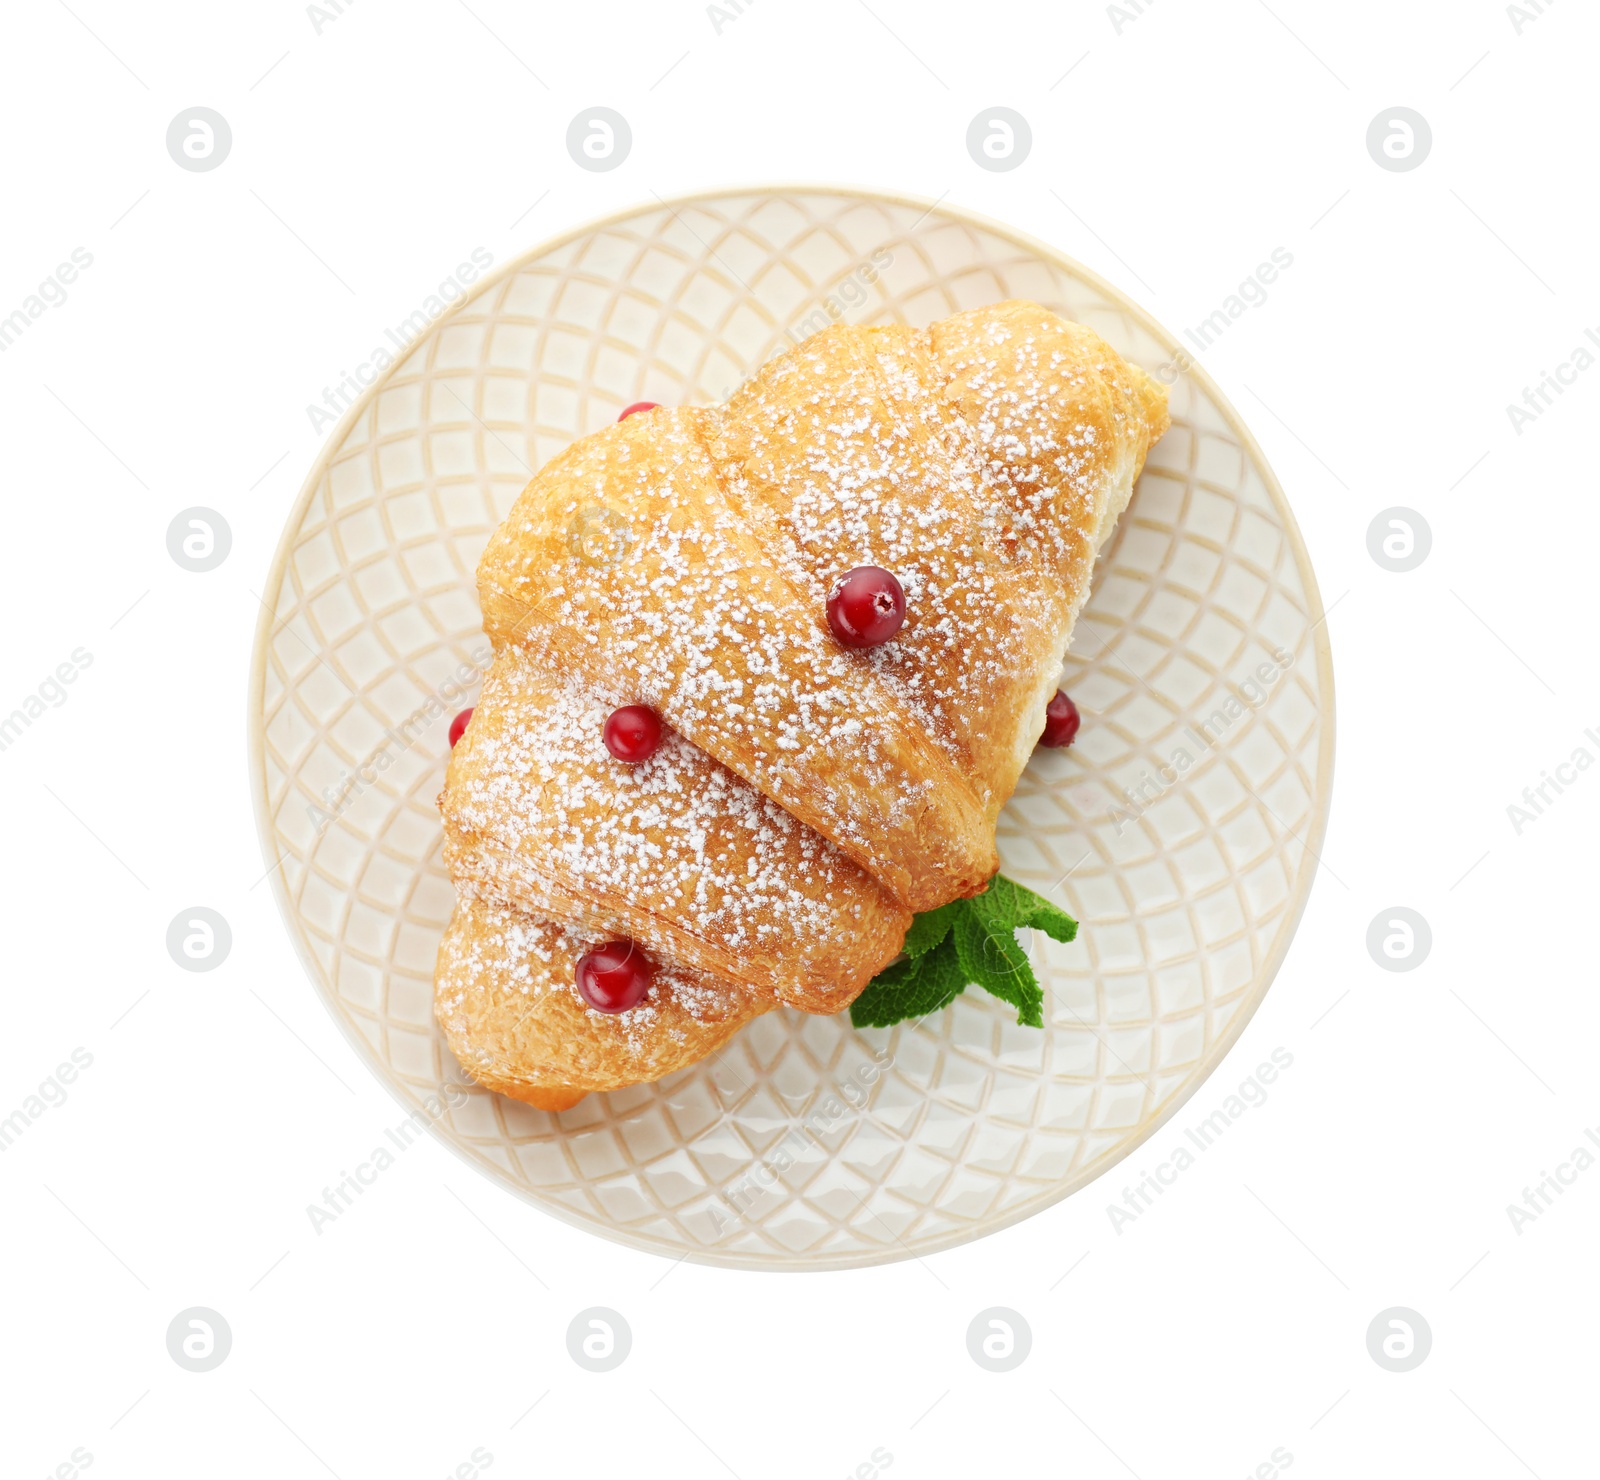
[436,892,770,1109]
[441,301,1169,1107]
[713,301,1166,825]
[477,405,991,912]
[440,645,910,1014]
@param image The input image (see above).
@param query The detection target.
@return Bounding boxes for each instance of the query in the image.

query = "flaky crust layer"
[441,646,909,1014]
[436,894,770,1105]
[477,406,992,911]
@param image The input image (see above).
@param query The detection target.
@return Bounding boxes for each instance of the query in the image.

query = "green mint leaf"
[952,910,1044,1028]
[901,898,964,958]
[969,874,1078,944]
[848,875,1074,1030]
[849,938,966,1028]
[912,936,970,1009]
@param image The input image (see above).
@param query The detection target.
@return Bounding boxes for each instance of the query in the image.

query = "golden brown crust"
[440,646,909,1013]
[435,894,770,1102]
[499,1082,588,1113]
[714,305,1164,827]
[927,302,1168,808]
[477,406,994,911]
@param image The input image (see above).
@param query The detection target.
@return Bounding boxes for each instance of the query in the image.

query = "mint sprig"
[849,874,1077,1030]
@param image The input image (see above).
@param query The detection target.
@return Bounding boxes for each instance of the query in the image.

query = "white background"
[2,1,1595,1476]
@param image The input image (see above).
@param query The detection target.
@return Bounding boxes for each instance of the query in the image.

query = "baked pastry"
[435,300,1169,1110]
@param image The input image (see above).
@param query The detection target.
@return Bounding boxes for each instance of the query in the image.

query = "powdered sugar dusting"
[436,890,766,1078]
[442,645,908,1011]
[446,300,1165,1091]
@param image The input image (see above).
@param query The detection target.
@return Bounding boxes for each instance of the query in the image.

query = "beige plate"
[249,188,1334,1269]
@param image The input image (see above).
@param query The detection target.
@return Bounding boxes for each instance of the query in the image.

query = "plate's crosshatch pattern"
[249,189,1334,1269]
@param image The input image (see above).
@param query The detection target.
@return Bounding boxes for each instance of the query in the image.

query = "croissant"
[435,300,1169,1110]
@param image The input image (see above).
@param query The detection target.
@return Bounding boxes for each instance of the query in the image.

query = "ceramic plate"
[249,188,1334,1269]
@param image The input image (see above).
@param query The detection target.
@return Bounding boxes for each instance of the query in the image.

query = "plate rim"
[246,183,1337,1270]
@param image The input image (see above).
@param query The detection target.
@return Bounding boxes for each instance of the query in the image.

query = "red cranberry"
[448,707,474,748]
[1039,691,1081,748]
[618,401,661,421]
[575,940,654,1013]
[826,565,906,649]
[603,704,663,762]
